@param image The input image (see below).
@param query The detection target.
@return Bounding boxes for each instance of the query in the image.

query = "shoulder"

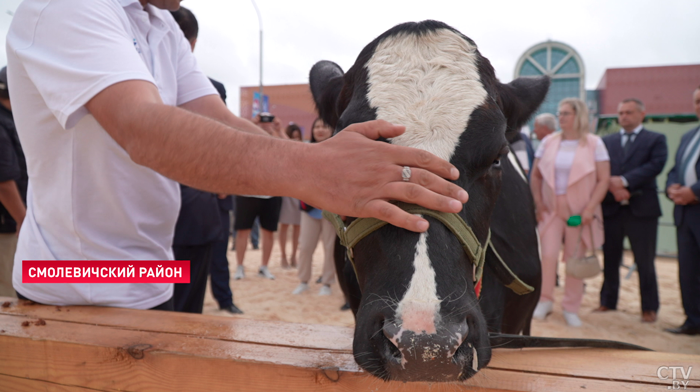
[642,128,667,140]
[587,133,604,145]
[601,132,618,143]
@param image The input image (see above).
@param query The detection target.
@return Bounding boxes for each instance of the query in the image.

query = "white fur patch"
[365,28,488,161]
[395,230,441,335]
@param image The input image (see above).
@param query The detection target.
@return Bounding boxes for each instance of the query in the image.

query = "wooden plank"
[0,374,99,392]
[0,298,352,351]
[2,298,699,391]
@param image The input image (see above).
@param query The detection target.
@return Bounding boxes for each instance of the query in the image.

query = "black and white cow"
[310,20,548,382]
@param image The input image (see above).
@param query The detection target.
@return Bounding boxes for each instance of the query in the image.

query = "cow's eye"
[492,158,501,168]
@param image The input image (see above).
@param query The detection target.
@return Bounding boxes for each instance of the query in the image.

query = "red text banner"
[22,260,190,283]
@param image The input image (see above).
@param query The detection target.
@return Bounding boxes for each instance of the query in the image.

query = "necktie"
[679,133,700,186]
[623,133,635,158]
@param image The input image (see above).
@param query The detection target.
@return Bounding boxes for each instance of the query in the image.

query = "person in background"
[596,98,667,323]
[664,86,700,335]
[530,98,611,327]
[532,113,557,151]
[169,6,243,314]
[278,123,303,268]
[293,118,337,296]
[0,66,26,298]
[233,112,287,281]
[510,131,534,176]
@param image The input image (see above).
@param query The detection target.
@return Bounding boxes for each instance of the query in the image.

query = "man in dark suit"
[171,7,242,314]
[597,98,667,323]
[664,86,700,335]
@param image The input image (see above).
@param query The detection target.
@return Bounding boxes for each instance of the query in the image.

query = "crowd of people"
[516,93,700,335]
[0,0,697,339]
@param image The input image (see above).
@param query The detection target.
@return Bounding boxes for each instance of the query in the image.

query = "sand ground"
[203,238,699,355]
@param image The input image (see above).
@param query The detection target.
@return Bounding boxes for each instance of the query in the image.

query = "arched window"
[514,41,585,129]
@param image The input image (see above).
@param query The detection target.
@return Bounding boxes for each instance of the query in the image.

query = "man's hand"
[612,188,630,202]
[609,176,625,191]
[669,185,699,205]
[303,120,467,232]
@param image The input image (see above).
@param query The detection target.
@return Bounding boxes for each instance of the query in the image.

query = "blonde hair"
[559,97,590,144]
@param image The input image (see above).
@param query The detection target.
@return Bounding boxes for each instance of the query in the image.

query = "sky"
[1,0,699,116]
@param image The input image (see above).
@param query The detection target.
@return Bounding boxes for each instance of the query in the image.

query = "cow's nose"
[382,319,469,358]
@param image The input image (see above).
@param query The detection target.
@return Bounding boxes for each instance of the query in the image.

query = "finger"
[345,119,406,140]
[401,167,469,204]
[392,146,460,181]
[382,181,463,214]
[363,200,429,232]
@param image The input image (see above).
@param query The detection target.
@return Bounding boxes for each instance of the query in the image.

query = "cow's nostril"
[381,327,402,361]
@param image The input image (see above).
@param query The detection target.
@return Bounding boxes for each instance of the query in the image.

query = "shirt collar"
[620,124,643,136]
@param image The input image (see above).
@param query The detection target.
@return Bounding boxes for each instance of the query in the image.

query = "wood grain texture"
[1,297,698,391]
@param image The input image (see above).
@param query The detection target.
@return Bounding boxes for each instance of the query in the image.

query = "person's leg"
[600,212,624,309]
[210,238,233,309]
[291,224,300,268]
[173,244,213,313]
[678,220,700,327]
[561,225,585,314]
[233,196,258,273]
[297,213,322,285]
[626,214,660,313]
[0,233,17,297]
[261,229,274,268]
[320,218,337,287]
[539,218,565,303]
[235,230,250,266]
[279,223,289,268]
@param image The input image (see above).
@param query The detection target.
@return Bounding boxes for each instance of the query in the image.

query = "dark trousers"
[677,219,700,327]
[210,238,233,309]
[16,291,174,311]
[173,243,213,314]
[600,207,659,312]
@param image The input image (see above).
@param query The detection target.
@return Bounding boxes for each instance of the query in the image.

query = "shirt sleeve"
[169,18,218,106]
[594,137,610,161]
[534,137,546,159]
[9,0,155,129]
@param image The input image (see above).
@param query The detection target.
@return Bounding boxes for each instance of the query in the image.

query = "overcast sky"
[1,0,699,115]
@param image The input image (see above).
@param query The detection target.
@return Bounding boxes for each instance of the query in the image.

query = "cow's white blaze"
[395,229,440,336]
[366,28,488,161]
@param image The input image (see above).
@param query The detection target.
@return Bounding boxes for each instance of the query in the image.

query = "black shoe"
[340,302,351,311]
[664,324,700,335]
[252,244,259,250]
[222,304,244,314]
[316,276,323,284]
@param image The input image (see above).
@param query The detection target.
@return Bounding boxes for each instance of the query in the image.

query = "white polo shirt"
[7,0,217,308]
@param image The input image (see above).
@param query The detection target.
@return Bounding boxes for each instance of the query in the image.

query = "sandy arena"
[203,237,699,355]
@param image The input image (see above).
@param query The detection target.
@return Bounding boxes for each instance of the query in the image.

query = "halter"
[323,202,534,296]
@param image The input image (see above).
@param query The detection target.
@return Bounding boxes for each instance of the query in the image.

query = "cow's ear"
[497,76,550,141]
[309,61,346,130]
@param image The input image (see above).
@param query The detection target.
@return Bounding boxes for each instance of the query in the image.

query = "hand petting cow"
[309,20,548,382]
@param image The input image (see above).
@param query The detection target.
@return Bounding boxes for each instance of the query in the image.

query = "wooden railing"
[1,297,698,391]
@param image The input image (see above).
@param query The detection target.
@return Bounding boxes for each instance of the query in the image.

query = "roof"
[597,64,700,116]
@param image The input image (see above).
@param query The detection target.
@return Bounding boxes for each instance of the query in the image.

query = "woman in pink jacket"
[530,98,611,327]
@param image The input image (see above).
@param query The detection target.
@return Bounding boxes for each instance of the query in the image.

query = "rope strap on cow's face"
[323,201,534,296]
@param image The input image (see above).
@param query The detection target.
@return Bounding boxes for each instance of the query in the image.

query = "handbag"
[565,224,601,279]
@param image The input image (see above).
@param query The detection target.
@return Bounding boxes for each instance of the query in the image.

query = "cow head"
[310,20,549,382]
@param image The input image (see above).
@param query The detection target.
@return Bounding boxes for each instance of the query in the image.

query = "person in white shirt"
[6,0,467,309]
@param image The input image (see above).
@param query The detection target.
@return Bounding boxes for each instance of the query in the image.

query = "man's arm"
[0,180,26,233]
[179,95,267,136]
[86,80,468,232]
[621,134,668,190]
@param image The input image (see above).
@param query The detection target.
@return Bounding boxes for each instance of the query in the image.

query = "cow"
[310,20,549,382]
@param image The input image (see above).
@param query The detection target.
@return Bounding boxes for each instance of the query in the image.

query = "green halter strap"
[323,201,533,296]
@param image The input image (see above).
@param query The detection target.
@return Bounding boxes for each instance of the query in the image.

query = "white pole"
[251,0,263,102]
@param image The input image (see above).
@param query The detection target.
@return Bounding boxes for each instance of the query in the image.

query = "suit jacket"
[601,128,667,218]
[666,126,700,227]
[537,133,605,250]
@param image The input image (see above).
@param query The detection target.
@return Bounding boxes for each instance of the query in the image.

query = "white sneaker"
[563,311,582,327]
[258,266,275,280]
[533,301,553,320]
[318,285,332,296]
[233,265,245,280]
[292,283,309,295]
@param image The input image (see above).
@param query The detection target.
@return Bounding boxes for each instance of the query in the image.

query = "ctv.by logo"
[657,366,693,390]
